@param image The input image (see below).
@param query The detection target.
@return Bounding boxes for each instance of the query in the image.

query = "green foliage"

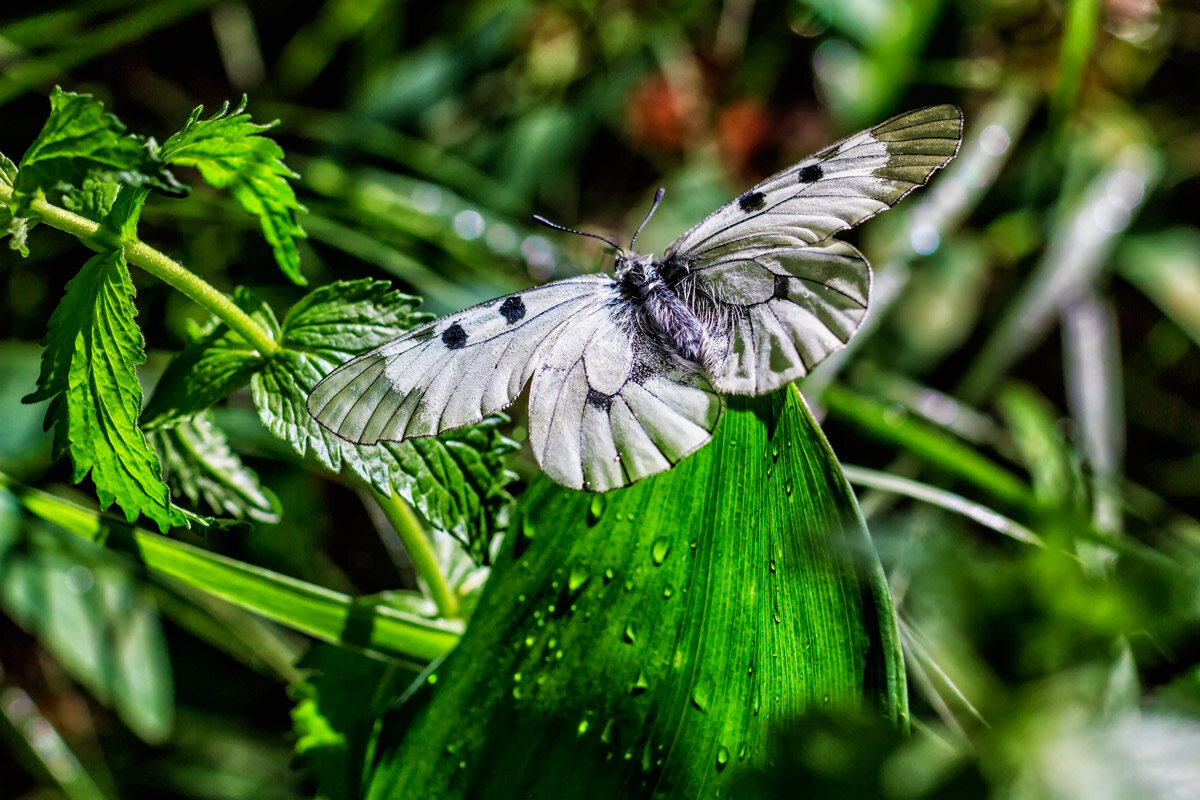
[0,152,31,255]
[141,289,278,429]
[253,279,517,559]
[0,491,174,744]
[23,249,185,531]
[161,99,309,285]
[363,388,902,798]
[291,645,415,800]
[151,411,282,523]
[10,87,178,208]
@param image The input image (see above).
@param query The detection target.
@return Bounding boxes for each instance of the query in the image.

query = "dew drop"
[623,622,637,644]
[600,718,616,744]
[426,673,438,685]
[716,745,730,771]
[662,584,675,599]
[568,567,590,593]
[651,537,671,565]
[738,741,748,761]
[603,568,615,584]
[588,495,606,524]
[629,671,650,696]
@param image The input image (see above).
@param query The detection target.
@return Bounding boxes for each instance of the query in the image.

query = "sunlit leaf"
[364,387,903,799]
[161,99,308,285]
[23,250,185,532]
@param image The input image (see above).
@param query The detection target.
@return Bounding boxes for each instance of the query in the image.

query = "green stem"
[374,491,461,620]
[0,185,278,356]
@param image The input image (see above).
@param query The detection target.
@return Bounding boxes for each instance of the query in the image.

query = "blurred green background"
[2,0,1200,798]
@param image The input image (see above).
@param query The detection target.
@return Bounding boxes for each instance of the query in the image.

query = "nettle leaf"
[141,289,277,430]
[160,99,308,285]
[150,411,282,523]
[364,388,905,799]
[12,87,178,208]
[23,250,186,532]
[254,279,518,560]
[60,176,148,240]
[0,152,32,256]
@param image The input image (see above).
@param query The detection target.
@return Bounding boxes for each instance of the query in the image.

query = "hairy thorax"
[615,253,707,365]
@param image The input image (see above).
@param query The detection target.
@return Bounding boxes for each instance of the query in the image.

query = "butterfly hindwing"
[667,105,963,260]
[527,304,722,491]
[307,276,613,443]
[681,240,871,394]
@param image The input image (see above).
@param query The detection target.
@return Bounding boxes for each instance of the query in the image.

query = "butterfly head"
[614,252,654,283]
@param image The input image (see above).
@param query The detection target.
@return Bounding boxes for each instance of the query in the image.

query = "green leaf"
[364,387,905,799]
[0,151,33,256]
[141,288,276,429]
[254,279,518,560]
[150,411,282,523]
[291,644,415,800]
[0,492,174,743]
[23,250,185,532]
[60,178,148,240]
[161,99,309,285]
[1118,228,1200,349]
[996,383,1087,514]
[0,476,460,663]
[12,87,178,208]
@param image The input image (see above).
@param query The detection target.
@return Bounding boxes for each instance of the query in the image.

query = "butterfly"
[308,105,963,492]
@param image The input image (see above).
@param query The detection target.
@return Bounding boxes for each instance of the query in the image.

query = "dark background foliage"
[2,1,1199,798]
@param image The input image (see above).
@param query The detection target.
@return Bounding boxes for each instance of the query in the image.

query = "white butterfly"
[308,105,963,491]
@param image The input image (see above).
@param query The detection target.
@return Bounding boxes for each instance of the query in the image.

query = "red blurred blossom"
[716,99,771,174]
[625,74,702,152]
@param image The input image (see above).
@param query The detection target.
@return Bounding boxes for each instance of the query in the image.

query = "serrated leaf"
[141,289,277,429]
[291,644,415,800]
[23,250,185,532]
[12,87,178,208]
[161,99,308,285]
[0,499,174,744]
[151,411,282,523]
[363,388,904,799]
[253,279,518,560]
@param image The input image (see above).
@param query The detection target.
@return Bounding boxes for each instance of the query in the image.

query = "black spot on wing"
[499,295,526,324]
[773,274,789,300]
[737,191,766,212]
[798,163,823,183]
[586,388,613,411]
[442,322,467,349]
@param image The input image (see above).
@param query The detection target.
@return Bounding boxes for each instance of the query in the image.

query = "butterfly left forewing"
[308,276,612,443]
[667,105,962,260]
[527,304,722,491]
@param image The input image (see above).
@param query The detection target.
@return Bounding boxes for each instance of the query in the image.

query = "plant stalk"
[374,492,461,620]
[0,185,278,356]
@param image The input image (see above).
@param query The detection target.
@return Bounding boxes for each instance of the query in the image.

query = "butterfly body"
[309,105,963,491]
[616,253,709,367]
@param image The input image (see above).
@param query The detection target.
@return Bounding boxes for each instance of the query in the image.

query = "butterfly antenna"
[629,187,666,250]
[532,215,623,253]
